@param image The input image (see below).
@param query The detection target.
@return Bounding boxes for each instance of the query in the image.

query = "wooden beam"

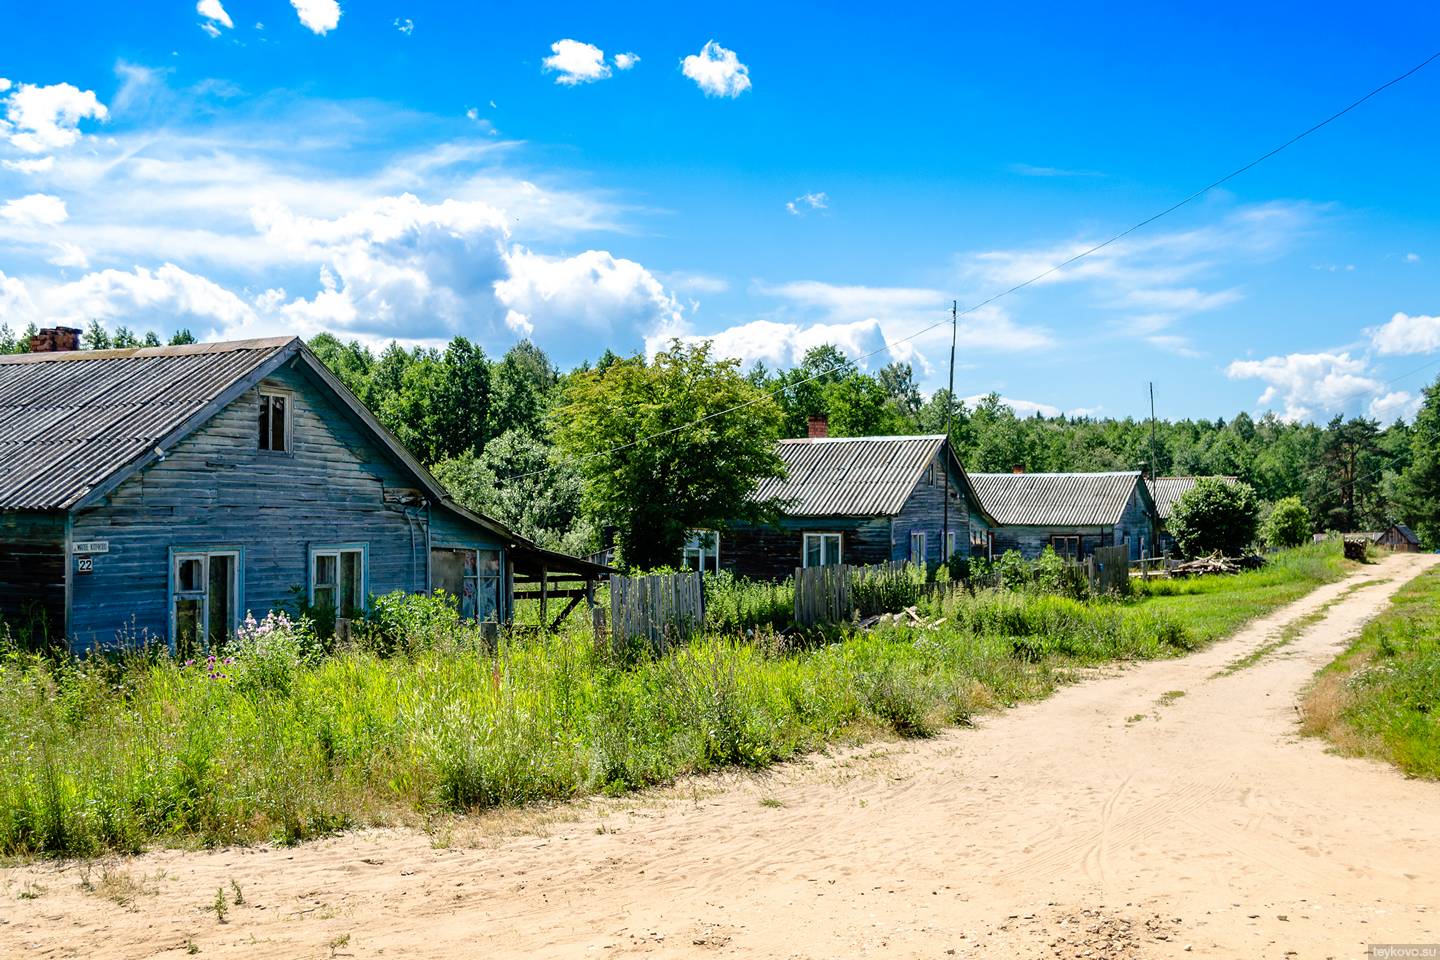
[550,593,583,631]
[512,587,591,600]
[539,564,548,627]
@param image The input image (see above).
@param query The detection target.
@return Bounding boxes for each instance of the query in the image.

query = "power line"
[501,47,1440,484]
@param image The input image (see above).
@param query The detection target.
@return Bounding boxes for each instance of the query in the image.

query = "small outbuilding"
[1370,523,1421,552]
[971,470,1156,562]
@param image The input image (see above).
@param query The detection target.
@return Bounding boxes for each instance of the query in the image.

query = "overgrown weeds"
[0,543,1352,858]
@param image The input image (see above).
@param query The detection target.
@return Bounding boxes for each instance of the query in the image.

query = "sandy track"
[3,553,1437,959]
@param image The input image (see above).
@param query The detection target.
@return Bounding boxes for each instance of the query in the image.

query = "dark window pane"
[340,550,362,614]
[314,553,337,589]
[258,396,271,450]
[177,557,204,592]
[175,598,203,659]
[270,396,287,451]
[208,555,233,646]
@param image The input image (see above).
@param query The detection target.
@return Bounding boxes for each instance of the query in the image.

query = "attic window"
[258,392,290,453]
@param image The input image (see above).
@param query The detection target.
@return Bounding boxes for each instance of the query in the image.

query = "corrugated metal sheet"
[1147,476,1239,520]
[752,435,946,517]
[0,338,294,510]
[971,471,1144,527]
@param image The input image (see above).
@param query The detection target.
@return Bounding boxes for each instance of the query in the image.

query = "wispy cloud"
[785,191,827,216]
[1008,162,1103,178]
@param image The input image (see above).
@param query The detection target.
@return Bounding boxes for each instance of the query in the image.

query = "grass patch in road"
[1212,576,1390,678]
[1157,690,1185,706]
[1134,542,1356,645]
[1301,564,1440,780]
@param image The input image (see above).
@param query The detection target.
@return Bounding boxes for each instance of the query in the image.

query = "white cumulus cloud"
[1226,351,1383,422]
[393,17,414,35]
[1369,312,1440,356]
[1,81,108,153]
[613,52,640,70]
[681,41,751,98]
[498,247,683,335]
[290,0,341,35]
[0,193,68,226]
[544,40,611,85]
[197,0,233,30]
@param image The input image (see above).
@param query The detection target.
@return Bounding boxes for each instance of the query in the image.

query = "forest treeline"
[4,319,1437,555]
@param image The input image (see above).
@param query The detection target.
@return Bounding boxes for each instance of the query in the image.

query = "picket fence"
[609,571,705,649]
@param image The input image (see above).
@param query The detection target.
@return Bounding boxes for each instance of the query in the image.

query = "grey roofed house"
[707,426,996,581]
[970,470,1156,562]
[0,331,609,651]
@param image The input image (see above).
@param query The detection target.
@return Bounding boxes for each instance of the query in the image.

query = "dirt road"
[4,553,1437,959]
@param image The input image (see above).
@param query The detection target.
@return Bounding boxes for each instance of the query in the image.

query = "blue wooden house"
[712,427,996,580]
[969,470,1157,561]
[0,333,607,652]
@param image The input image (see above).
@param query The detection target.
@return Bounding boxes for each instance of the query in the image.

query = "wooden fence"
[793,561,936,628]
[1090,544,1132,595]
[793,564,853,628]
[609,571,704,649]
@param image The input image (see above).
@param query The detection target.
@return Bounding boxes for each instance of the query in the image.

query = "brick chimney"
[1011,465,1025,474]
[29,326,82,353]
[807,414,829,439]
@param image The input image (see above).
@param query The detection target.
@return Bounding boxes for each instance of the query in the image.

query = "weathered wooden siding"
[0,510,66,639]
[67,363,433,649]
[986,524,1114,560]
[889,452,973,564]
[1113,487,1154,561]
[724,516,891,581]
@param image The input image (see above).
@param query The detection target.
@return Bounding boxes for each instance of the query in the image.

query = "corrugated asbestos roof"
[753,435,948,517]
[1147,476,1239,520]
[0,338,295,510]
[971,471,1145,527]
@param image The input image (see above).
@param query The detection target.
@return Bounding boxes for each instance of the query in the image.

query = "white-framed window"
[431,547,503,621]
[945,530,959,559]
[258,390,292,453]
[170,549,240,655]
[310,544,366,616]
[926,463,936,486]
[802,532,842,568]
[682,530,720,573]
[910,530,927,562]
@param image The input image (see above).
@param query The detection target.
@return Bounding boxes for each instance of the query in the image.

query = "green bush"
[1262,496,1312,548]
[1170,478,1261,557]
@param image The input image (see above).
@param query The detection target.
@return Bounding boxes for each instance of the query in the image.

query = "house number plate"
[76,556,94,574]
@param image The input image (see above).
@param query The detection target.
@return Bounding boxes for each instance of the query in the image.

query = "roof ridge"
[0,336,298,365]
[777,434,946,444]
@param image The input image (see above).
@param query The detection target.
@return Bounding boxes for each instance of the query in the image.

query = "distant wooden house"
[970,471,1156,561]
[713,423,995,581]
[1368,524,1421,552]
[1147,475,1239,555]
[0,332,609,652]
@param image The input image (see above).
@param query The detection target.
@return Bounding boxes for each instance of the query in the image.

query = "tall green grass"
[1302,563,1440,779]
[0,541,1354,858]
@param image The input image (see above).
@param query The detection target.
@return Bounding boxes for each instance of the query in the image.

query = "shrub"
[224,612,317,695]
[997,550,1031,590]
[1262,496,1311,548]
[1170,478,1261,557]
[355,590,474,655]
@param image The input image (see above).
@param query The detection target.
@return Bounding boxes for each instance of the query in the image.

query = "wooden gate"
[609,571,704,649]
[1090,544,1132,595]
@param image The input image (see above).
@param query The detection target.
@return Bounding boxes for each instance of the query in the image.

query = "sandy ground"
[3,552,1437,960]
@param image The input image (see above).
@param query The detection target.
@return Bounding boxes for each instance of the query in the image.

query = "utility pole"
[942,300,958,565]
[1149,381,1160,558]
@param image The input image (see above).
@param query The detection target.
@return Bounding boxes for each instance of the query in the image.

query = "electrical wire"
[501,47,1440,484]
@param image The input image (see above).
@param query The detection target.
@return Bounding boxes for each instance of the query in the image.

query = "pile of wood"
[1343,537,1369,562]
[856,606,947,630]
[1169,552,1264,577]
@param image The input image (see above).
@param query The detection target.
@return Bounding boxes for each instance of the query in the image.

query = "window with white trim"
[682,530,720,573]
[310,546,365,616]
[803,532,842,567]
[258,391,291,453]
[171,550,239,656]
[910,530,927,563]
[945,530,959,559]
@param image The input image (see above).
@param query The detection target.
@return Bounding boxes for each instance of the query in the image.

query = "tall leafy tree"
[1398,376,1440,546]
[554,341,786,570]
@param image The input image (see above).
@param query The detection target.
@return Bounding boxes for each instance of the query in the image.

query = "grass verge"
[0,543,1355,859]
[1301,563,1440,779]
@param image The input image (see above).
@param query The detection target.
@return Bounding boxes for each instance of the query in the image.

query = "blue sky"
[1,2,1438,423]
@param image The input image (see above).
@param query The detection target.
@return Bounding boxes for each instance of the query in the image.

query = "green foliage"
[1261,496,1311,548]
[1169,477,1261,557]
[432,430,593,554]
[0,543,1347,857]
[1397,375,1440,547]
[1309,564,1440,779]
[554,340,786,570]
